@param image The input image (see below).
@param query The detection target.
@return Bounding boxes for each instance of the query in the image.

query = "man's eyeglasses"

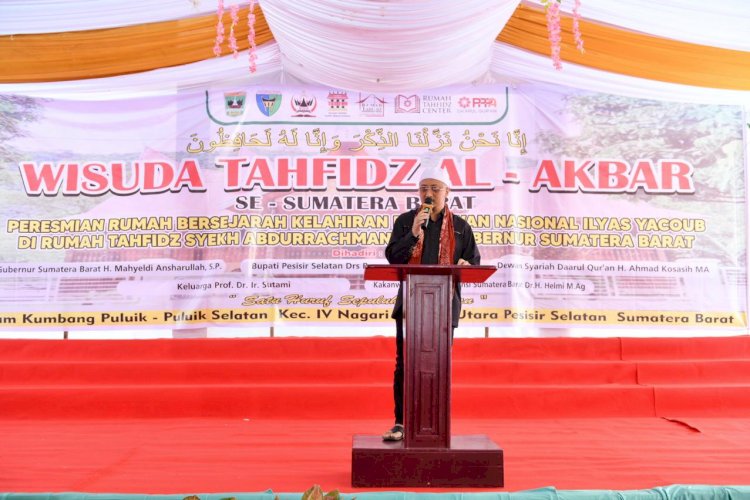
[419,185,445,193]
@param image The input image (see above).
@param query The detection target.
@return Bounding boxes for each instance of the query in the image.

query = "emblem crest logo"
[291,95,318,117]
[224,92,246,116]
[256,93,282,116]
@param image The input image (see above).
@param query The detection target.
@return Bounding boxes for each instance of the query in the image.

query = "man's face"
[418,179,449,212]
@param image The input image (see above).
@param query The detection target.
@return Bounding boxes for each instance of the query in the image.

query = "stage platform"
[1,336,750,494]
[2,417,750,494]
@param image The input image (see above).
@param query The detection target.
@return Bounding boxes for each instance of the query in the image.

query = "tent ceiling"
[260,0,520,91]
[0,0,748,99]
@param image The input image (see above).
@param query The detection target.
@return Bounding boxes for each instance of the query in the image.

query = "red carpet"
[2,418,750,493]
[1,336,750,492]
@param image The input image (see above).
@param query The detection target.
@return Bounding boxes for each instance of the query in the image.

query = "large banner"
[0,84,746,330]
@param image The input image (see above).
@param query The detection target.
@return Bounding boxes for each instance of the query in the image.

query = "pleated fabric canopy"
[0,0,749,102]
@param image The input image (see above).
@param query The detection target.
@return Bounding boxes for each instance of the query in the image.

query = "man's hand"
[457,258,471,266]
[412,210,429,237]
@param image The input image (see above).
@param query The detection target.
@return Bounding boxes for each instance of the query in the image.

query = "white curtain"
[4,0,749,54]
[526,0,750,51]
[490,43,750,105]
[3,41,749,106]
[0,0,218,35]
[260,0,520,91]
[0,44,282,100]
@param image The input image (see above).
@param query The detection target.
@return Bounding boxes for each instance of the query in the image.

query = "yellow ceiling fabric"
[0,6,273,83]
[0,2,749,90]
[498,3,750,91]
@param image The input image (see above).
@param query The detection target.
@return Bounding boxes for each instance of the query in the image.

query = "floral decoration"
[544,0,563,70]
[248,0,258,73]
[542,0,585,70]
[572,0,585,52]
[213,1,257,73]
[213,0,225,57]
[228,3,240,58]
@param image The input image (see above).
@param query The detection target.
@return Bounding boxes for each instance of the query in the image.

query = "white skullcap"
[418,166,450,188]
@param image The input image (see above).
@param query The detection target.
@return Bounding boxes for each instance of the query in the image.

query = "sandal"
[382,424,404,442]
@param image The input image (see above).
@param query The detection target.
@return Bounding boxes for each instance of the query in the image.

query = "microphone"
[420,196,434,230]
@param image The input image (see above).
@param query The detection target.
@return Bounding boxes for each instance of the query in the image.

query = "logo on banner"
[458,96,498,112]
[327,91,349,114]
[395,94,420,113]
[224,92,247,116]
[291,95,318,117]
[357,93,385,117]
[422,95,452,114]
[256,93,282,116]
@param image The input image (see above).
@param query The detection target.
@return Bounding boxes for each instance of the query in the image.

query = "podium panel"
[353,264,503,487]
[405,273,451,448]
[352,435,503,488]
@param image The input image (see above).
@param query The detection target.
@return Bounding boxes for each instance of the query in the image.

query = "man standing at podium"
[382,165,481,441]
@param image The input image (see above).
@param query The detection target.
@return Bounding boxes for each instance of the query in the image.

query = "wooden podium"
[352,264,504,488]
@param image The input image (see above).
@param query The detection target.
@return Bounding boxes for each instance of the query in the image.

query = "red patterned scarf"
[409,205,456,265]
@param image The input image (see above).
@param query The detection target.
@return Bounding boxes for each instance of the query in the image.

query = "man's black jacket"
[385,208,481,328]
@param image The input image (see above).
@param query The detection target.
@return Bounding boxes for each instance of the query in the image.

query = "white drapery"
[2,41,749,106]
[0,0,217,34]
[3,0,749,53]
[261,0,520,91]
[2,0,748,98]
[526,0,750,51]
[490,43,750,105]
[0,44,282,100]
